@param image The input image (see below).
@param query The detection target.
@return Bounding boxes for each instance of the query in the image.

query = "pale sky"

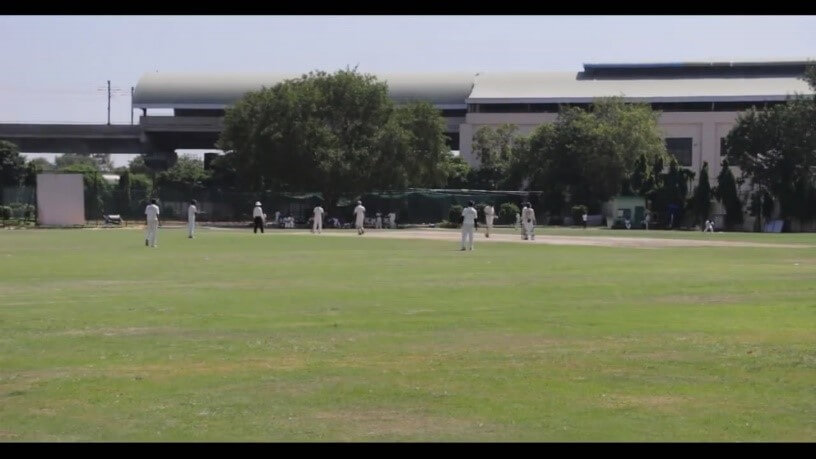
[1,15,814,166]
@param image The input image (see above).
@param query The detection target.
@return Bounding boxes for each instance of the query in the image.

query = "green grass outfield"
[1,227,814,441]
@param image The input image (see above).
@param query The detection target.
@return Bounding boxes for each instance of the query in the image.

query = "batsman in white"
[312,204,324,234]
[461,200,478,251]
[353,201,366,235]
[483,203,496,238]
[522,202,536,241]
[187,199,199,239]
[144,198,160,248]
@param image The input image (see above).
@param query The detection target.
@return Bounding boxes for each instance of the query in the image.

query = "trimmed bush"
[498,202,520,224]
[448,204,463,224]
[0,206,11,222]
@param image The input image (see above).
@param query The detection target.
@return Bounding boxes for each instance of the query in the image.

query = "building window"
[665,137,693,167]
[440,109,467,118]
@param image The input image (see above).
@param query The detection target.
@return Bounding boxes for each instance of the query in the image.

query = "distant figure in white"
[582,212,588,229]
[643,210,650,230]
[312,205,324,234]
[252,201,265,234]
[483,204,496,238]
[519,204,528,239]
[144,198,160,248]
[704,219,715,232]
[375,212,383,229]
[522,202,536,240]
[353,201,366,235]
[187,199,199,239]
[388,212,396,229]
[461,200,478,251]
[274,210,281,225]
[515,212,521,230]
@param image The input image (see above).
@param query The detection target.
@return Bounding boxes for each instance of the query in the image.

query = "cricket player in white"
[375,213,383,229]
[519,204,528,239]
[522,202,536,241]
[483,204,495,238]
[187,199,198,239]
[252,202,265,234]
[312,205,324,233]
[145,199,160,247]
[461,201,477,251]
[353,201,366,235]
[388,212,396,229]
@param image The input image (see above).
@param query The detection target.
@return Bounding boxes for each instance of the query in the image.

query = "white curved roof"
[133,72,476,109]
[133,67,813,110]
[468,72,812,103]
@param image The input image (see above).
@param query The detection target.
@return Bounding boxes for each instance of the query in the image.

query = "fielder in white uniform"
[388,212,396,229]
[375,213,383,229]
[520,204,528,239]
[353,201,366,235]
[461,200,478,251]
[704,219,715,232]
[483,204,496,238]
[145,199,160,247]
[187,199,198,239]
[312,205,324,233]
[522,202,536,241]
[515,212,521,230]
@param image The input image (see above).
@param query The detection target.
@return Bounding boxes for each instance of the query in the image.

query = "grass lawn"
[0,227,814,441]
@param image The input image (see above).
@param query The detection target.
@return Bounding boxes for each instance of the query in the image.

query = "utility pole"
[130,86,134,125]
[107,80,111,125]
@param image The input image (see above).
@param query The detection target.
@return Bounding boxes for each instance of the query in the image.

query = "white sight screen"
[37,173,85,226]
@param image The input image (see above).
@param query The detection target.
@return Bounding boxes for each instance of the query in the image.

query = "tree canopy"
[724,63,816,222]
[217,68,454,207]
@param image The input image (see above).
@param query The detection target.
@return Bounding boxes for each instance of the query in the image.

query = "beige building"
[459,61,813,187]
[131,60,813,189]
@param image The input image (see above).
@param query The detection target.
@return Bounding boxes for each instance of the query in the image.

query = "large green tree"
[440,155,471,189]
[117,170,133,216]
[725,63,816,223]
[217,69,453,208]
[1,140,27,187]
[650,158,695,228]
[128,155,151,175]
[155,155,211,195]
[470,124,522,190]
[714,159,743,229]
[27,157,55,172]
[515,98,668,211]
[55,153,98,170]
[690,161,713,225]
